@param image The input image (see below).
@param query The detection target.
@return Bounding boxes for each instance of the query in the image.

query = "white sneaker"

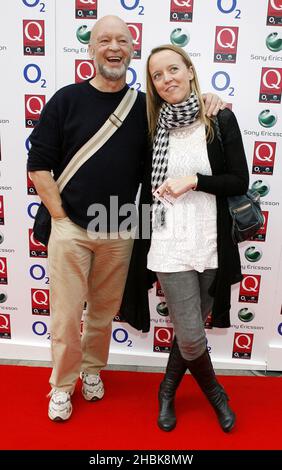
[80,372,104,401]
[48,390,72,421]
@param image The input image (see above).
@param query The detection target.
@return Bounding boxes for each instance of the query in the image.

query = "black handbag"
[214,117,264,244]
[33,203,51,246]
[227,190,264,244]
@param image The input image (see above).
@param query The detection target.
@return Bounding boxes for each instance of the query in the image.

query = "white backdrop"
[0,0,282,370]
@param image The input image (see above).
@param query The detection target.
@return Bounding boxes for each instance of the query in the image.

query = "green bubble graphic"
[238,308,255,322]
[266,32,282,52]
[245,246,262,262]
[76,25,91,44]
[258,110,277,128]
[170,28,190,47]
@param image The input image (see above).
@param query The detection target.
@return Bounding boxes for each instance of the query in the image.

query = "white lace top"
[147,120,218,273]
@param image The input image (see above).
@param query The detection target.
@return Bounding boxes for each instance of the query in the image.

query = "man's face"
[90,18,133,81]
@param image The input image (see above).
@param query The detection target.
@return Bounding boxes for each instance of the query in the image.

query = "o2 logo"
[112,327,133,347]
[23,64,47,88]
[211,71,234,96]
[25,136,31,152]
[32,320,50,340]
[217,0,241,18]
[22,0,46,12]
[126,67,141,90]
[120,0,144,15]
[29,264,49,285]
[27,201,40,220]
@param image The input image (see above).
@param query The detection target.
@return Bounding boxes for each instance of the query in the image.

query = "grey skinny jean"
[157,269,217,361]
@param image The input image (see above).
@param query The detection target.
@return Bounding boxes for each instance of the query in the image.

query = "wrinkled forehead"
[92,18,132,42]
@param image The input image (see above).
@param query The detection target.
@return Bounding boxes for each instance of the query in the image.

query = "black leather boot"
[158,338,187,431]
[186,350,235,432]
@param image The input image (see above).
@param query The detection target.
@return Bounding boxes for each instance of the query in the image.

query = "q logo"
[127,23,142,58]
[29,229,48,258]
[252,141,276,175]
[267,1,282,26]
[259,67,282,103]
[153,326,174,352]
[31,288,50,315]
[25,94,45,128]
[0,195,4,225]
[170,0,193,22]
[0,314,11,338]
[232,332,254,359]
[239,274,261,303]
[75,60,95,83]
[0,257,8,285]
[75,0,97,19]
[214,26,239,63]
[27,172,37,195]
[23,19,45,55]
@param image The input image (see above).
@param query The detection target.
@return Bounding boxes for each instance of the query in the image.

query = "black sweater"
[27,81,148,231]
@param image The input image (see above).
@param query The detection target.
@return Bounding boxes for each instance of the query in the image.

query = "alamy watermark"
[86,195,198,245]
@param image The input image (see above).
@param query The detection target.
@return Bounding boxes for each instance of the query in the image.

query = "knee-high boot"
[186,350,235,432]
[158,338,187,431]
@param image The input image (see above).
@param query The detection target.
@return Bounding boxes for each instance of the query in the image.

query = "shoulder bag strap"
[56,87,138,193]
[214,116,224,152]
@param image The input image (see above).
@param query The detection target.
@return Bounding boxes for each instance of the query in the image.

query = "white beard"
[96,57,131,81]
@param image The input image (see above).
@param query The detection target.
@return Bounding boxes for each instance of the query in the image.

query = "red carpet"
[0,365,281,450]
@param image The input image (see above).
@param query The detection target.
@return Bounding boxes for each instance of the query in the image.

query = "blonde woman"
[146,45,249,432]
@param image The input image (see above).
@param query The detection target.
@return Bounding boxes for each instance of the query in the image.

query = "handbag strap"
[214,116,224,153]
[56,87,138,192]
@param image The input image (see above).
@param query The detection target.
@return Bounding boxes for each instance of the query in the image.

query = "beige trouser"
[47,216,134,393]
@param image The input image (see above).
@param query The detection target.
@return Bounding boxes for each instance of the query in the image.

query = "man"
[27,15,224,421]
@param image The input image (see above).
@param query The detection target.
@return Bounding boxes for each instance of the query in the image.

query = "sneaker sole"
[48,405,73,422]
[82,391,104,402]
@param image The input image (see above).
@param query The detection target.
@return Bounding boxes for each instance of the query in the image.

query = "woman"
[146,45,249,433]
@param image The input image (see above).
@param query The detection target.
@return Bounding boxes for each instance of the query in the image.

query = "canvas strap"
[56,87,138,192]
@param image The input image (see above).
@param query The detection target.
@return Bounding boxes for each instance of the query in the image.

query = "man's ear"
[88,44,95,59]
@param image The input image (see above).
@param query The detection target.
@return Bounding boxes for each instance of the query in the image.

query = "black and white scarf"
[152,92,200,228]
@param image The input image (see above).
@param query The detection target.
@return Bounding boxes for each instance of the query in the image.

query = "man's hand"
[202,93,226,117]
[29,170,66,219]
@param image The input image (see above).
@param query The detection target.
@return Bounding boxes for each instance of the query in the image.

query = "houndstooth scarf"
[152,92,200,228]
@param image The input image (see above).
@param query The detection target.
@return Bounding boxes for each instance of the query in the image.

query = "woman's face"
[149,49,194,104]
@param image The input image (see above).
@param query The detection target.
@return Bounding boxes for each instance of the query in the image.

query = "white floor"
[1,358,281,376]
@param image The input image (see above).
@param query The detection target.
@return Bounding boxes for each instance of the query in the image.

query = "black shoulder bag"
[214,117,264,244]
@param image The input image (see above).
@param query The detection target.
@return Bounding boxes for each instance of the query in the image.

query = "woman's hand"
[202,93,226,117]
[156,176,197,198]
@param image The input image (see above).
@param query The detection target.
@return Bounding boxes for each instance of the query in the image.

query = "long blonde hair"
[146,44,214,142]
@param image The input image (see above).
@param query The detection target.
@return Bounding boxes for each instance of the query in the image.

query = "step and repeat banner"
[0,0,282,370]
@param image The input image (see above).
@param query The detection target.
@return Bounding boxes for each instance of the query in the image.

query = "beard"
[96,56,131,81]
